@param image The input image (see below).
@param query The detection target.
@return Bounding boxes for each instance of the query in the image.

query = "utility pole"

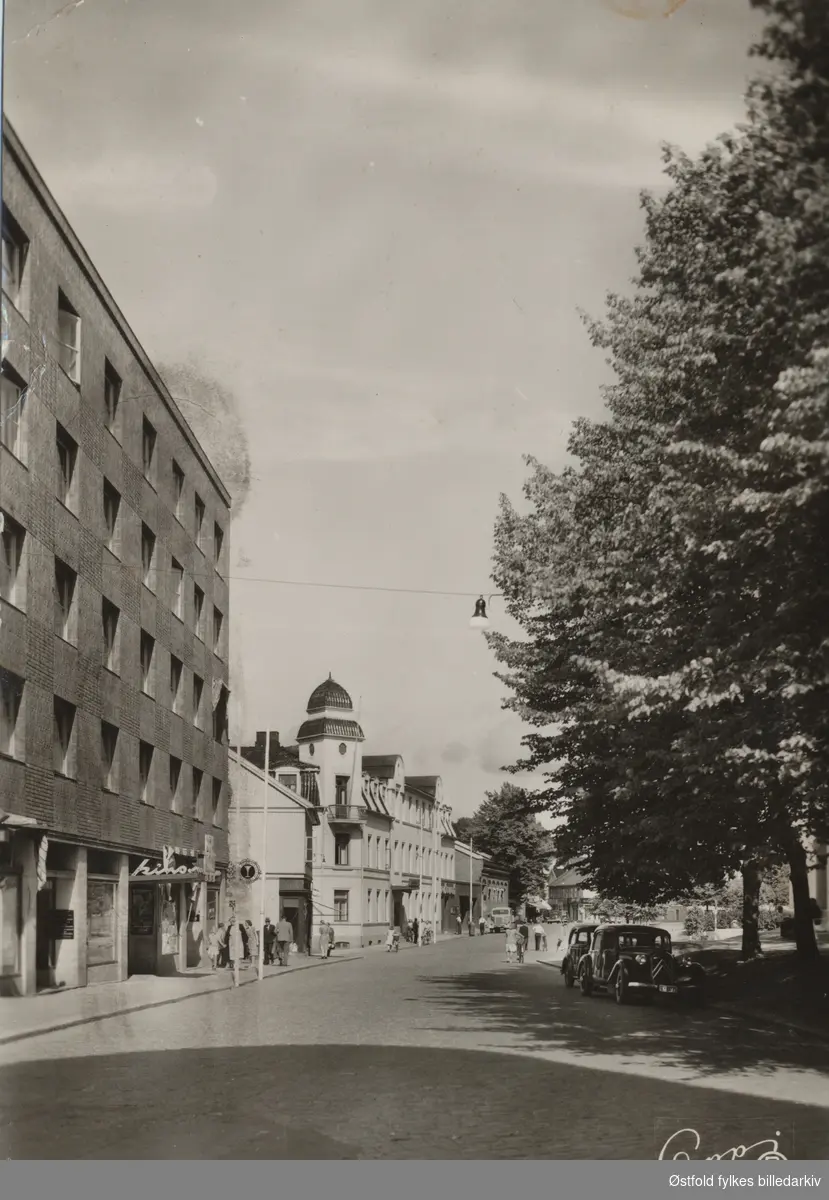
[417,803,424,945]
[469,837,474,936]
[257,731,270,981]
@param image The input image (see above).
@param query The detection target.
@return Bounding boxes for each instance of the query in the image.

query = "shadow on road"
[412,965,829,1079]
[1,1043,827,1160]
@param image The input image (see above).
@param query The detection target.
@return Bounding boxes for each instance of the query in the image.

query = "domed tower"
[297,675,365,809]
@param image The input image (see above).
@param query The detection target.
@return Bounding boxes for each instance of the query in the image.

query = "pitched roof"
[228,750,321,823]
[406,776,438,797]
[362,754,403,779]
[548,866,587,890]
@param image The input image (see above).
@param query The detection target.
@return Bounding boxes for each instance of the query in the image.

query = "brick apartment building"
[0,121,232,996]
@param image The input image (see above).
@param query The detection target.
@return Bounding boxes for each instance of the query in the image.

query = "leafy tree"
[453,816,475,843]
[464,784,554,903]
[489,0,829,964]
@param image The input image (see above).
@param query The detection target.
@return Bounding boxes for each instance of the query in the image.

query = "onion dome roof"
[306,674,354,714]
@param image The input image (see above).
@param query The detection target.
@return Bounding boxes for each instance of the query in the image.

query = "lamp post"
[468,837,474,935]
[257,731,270,982]
[417,804,424,946]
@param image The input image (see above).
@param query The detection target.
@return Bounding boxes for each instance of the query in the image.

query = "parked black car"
[578,924,705,1006]
[560,924,598,988]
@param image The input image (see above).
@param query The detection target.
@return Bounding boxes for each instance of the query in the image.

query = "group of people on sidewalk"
[505,919,548,964]
[206,915,296,975]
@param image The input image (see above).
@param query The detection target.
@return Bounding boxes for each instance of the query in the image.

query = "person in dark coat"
[263,918,276,965]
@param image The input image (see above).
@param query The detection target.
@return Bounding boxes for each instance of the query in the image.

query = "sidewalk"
[0,952,362,1047]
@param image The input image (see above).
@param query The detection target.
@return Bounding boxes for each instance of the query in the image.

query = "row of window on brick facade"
[1,512,225,659]
[2,208,226,569]
[0,672,225,826]
[0,586,226,737]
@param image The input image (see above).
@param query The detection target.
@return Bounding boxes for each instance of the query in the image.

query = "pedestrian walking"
[385,924,397,952]
[516,928,525,964]
[519,920,530,950]
[206,926,220,971]
[533,921,544,952]
[245,920,259,965]
[327,922,335,957]
[276,915,293,967]
[479,915,486,936]
[263,918,276,965]
[456,913,462,935]
[412,917,419,945]
[318,920,329,957]
[216,922,228,968]
[505,924,518,964]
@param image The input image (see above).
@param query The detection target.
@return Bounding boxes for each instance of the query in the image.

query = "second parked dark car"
[560,924,598,988]
[578,924,705,1006]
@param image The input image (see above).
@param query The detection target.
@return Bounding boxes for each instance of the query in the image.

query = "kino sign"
[132,846,194,879]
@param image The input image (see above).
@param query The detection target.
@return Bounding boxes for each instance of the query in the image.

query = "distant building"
[481,863,510,918]
[0,122,231,996]
[226,748,320,953]
[453,840,487,929]
[547,865,596,923]
[251,674,460,948]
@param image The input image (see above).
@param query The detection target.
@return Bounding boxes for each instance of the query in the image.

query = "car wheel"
[564,964,575,989]
[615,968,629,1005]
[580,969,593,997]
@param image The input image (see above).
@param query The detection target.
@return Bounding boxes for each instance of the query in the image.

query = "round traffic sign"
[238,860,261,883]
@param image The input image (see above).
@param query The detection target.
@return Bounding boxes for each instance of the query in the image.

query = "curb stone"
[711,1000,829,1044]
[0,953,364,1048]
[535,959,829,1043]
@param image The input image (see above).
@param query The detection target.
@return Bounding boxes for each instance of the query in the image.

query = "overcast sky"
[6,0,763,816]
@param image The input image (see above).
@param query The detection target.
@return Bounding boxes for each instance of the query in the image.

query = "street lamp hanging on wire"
[469,596,492,631]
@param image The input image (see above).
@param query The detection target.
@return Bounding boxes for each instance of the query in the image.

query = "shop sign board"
[203,834,216,878]
[131,846,195,879]
[52,909,74,940]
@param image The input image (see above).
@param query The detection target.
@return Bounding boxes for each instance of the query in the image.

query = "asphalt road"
[1,935,828,1159]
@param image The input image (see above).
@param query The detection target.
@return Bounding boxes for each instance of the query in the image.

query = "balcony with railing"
[326,805,369,825]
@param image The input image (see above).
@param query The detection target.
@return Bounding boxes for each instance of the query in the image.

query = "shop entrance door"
[128,884,157,975]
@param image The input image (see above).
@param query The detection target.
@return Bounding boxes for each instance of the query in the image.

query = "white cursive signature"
[658,1128,788,1161]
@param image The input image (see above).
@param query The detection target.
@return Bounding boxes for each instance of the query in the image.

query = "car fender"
[605,958,622,984]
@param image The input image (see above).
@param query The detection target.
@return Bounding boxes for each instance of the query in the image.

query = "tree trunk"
[740,860,762,960]
[785,836,819,964]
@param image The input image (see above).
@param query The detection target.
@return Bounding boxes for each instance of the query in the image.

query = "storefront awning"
[0,811,45,829]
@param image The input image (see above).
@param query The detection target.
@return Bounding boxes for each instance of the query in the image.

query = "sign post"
[257,731,270,982]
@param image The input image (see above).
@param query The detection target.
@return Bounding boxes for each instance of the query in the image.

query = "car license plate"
[659,984,678,994]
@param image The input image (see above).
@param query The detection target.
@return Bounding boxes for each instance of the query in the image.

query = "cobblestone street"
[1,935,828,1159]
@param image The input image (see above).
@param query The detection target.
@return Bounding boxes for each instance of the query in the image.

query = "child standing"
[206,926,220,971]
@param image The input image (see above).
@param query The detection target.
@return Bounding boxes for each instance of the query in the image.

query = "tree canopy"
[489,0,829,959]
[461,784,554,903]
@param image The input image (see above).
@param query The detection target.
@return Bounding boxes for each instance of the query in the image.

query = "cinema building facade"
[0,122,231,995]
